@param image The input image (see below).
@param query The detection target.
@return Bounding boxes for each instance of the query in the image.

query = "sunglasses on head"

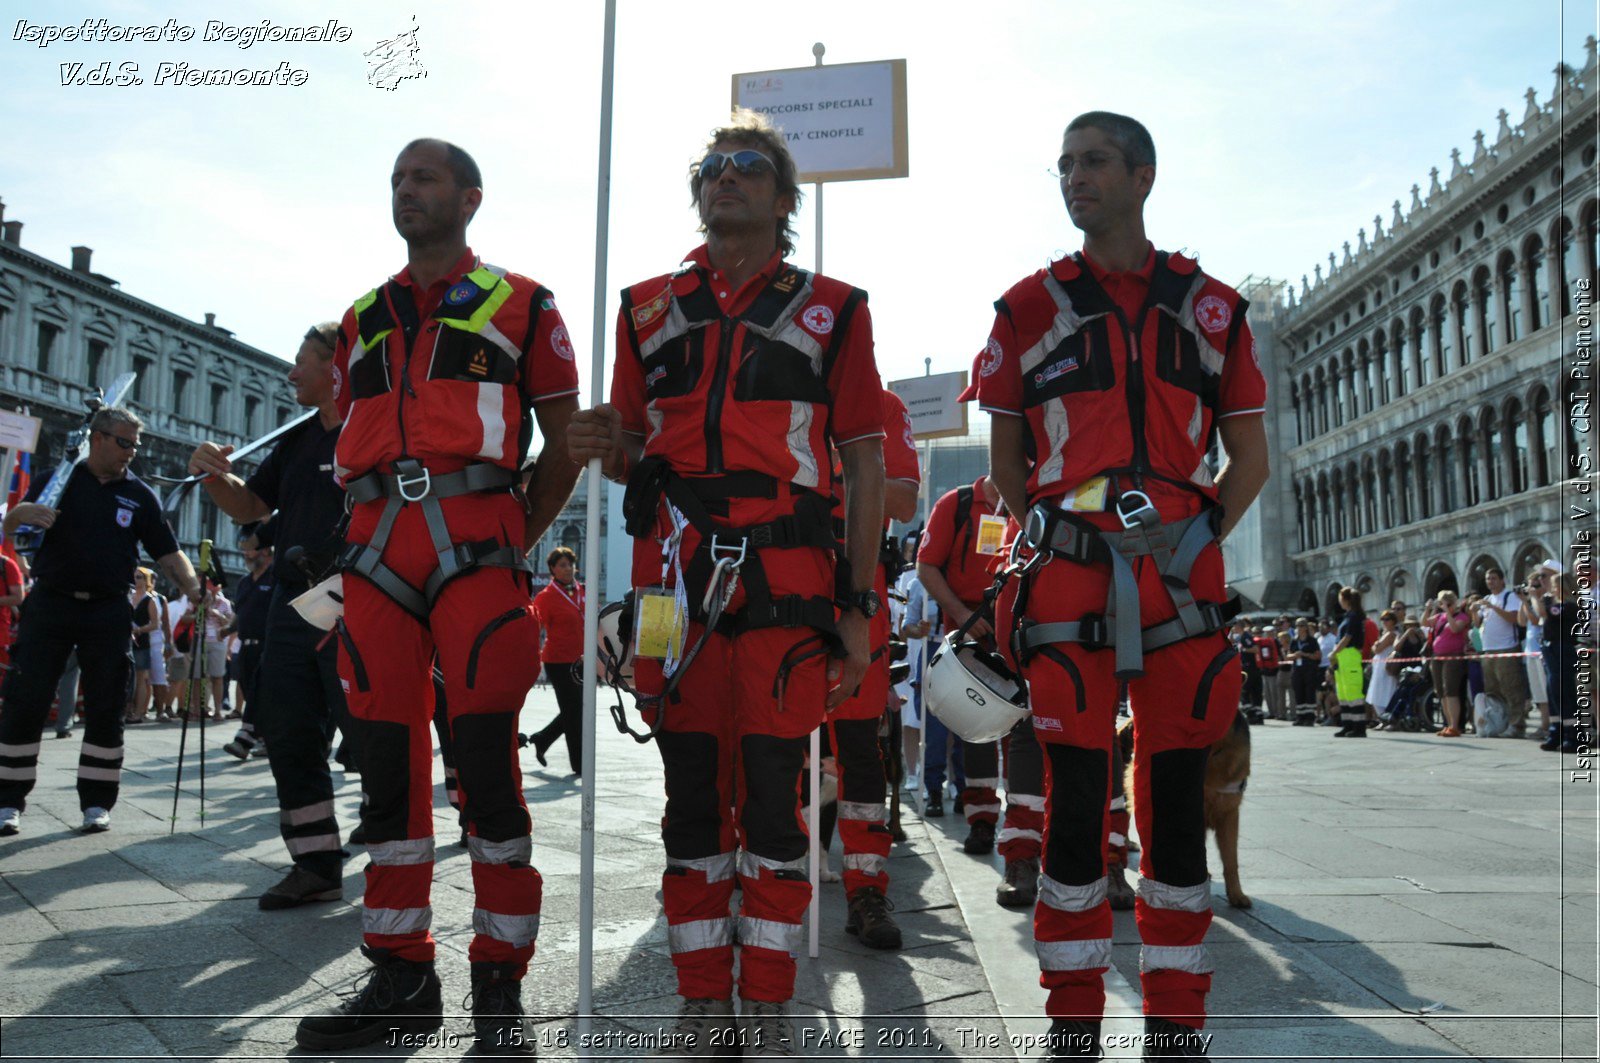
[698,149,776,182]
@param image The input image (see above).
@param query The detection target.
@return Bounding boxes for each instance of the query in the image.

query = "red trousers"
[1007,523,1239,1027]
[337,492,543,974]
[633,509,834,1004]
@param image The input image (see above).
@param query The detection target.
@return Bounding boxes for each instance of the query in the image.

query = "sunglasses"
[97,431,140,451]
[698,150,776,182]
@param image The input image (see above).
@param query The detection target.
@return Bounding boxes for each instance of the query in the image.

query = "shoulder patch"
[631,286,672,330]
[550,324,576,361]
[1167,252,1199,275]
[979,335,1004,378]
[1195,295,1232,333]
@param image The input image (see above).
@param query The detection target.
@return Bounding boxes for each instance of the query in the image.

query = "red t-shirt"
[919,479,1003,608]
[531,580,585,663]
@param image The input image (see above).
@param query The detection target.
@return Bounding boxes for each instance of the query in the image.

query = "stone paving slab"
[2,692,1597,1060]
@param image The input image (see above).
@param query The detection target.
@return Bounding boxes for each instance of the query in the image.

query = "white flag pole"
[577,0,618,1046]
[807,39,826,963]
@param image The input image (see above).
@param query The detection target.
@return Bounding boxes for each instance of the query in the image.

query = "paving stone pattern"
[0,690,1594,1060]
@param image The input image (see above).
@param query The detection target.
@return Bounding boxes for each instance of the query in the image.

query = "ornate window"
[1461,416,1481,505]
[1498,251,1522,344]
[1533,386,1555,487]
[1472,266,1495,359]
[1481,408,1503,500]
[35,322,59,373]
[1525,236,1550,333]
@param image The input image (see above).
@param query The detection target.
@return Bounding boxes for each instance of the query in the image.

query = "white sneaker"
[0,807,18,836]
[902,772,921,793]
[80,807,111,833]
[663,997,734,1056]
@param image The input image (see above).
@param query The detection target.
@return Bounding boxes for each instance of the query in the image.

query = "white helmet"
[597,599,635,689]
[924,633,1028,743]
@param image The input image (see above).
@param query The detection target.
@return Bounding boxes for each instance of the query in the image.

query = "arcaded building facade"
[1266,46,1597,615]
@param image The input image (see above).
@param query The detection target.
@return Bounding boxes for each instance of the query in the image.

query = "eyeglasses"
[1052,150,1126,179]
[97,431,140,451]
[698,150,777,182]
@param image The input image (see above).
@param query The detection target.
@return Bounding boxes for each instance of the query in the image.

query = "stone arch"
[1464,552,1501,596]
[1296,587,1320,616]
[1387,568,1418,612]
[1511,540,1552,583]
[1423,561,1459,599]
[1324,582,1344,618]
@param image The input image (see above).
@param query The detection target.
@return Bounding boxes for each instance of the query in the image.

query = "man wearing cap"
[976,111,1269,1059]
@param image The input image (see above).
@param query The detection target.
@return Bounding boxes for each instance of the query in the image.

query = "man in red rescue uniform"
[295,138,580,1056]
[569,110,885,1056]
[825,387,920,951]
[978,113,1269,1060]
[917,477,1047,908]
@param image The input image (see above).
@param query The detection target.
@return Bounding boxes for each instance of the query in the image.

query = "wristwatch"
[839,589,881,619]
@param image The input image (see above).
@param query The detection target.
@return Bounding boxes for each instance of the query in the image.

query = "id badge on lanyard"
[634,586,687,662]
[974,513,1008,556]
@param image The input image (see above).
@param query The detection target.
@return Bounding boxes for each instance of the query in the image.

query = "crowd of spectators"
[1229,558,1587,751]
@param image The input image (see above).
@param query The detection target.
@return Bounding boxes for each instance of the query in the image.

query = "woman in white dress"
[1364,609,1400,718]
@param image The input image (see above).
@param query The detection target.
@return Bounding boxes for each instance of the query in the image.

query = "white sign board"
[732,59,908,184]
[889,371,968,440]
[0,410,42,451]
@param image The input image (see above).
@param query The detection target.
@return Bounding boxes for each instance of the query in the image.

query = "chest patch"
[1034,357,1079,385]
[801,305,835,335]
[115,506,135,528]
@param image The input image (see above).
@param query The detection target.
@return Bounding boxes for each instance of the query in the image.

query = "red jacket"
[531,580,585,663]
[332,249,579,480]
[919,480,1003,609]
[611,245,884,493]
[974,246,1266,516]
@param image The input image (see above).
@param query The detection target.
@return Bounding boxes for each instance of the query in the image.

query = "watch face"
[860,591,881,618]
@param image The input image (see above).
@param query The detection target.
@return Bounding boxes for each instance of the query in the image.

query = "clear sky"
[0,0,1593,402]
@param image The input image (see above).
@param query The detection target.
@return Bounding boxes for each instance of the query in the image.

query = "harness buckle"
[1115,489,1159,531]
[395,462,433,502]
[707,534,748,569]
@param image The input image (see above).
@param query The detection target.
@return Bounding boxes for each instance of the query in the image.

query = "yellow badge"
[1061,476,1110,513]
[631,287,672,330]
[633,586,686,661]
[468,349,490,377]
[975,513,1008,556]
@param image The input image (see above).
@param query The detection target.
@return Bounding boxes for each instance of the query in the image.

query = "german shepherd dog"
[1118,709,1252,908]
